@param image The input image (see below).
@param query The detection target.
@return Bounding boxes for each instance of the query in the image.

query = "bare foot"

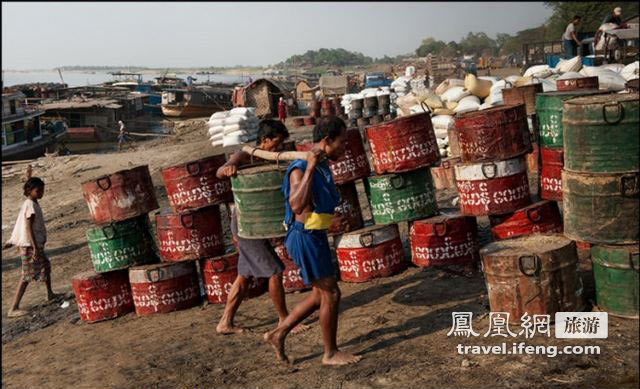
[322,351,362,366]
[7,309,28,318]
[216,322,244,335]
[264,330,289,364]
[289,322,311,335]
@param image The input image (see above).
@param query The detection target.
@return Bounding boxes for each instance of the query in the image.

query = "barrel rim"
[160,153,227,173]
[480,233,572,256]
[235,163,289,175]
[81,165,150,186]
[564,91,639,106]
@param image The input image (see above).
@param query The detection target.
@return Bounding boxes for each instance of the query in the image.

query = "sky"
[2,2,553,70]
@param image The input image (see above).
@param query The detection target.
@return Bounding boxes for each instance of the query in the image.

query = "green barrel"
[562,170,639,244]
[592,244,639,319]
[365,168,437,225]
[562,92,639,172]
[231,164,287,239]
[86,215,158,273]
[535,90,604,148]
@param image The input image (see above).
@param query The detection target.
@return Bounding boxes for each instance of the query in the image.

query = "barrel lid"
[335,224,400,249]
[81,165,149,185]
[161,153,226,171]
[564,92,639,106]
[129,261,195,283]
[236,163,288,175]
[536,89,604,98]
[454,156,526,181]
[480,234,571,257]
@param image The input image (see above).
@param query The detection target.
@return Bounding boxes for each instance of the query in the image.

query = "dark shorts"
[20,247,51,283]
[284,222,335,286]
[231,209,284,278]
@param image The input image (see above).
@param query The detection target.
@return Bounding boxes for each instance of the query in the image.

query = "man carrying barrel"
[264,116,362,366]
[215,119,308,335]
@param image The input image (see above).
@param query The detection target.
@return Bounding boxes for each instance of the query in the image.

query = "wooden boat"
[161,87,232,118]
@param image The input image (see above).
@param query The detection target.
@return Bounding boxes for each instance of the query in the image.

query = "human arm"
[216,151,250,179]
[288,147,324,215]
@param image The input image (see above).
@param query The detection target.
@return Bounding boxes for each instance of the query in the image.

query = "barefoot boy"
[6,177,60,317]
[265,116,361,366]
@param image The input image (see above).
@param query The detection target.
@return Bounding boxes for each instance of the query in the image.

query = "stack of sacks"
[208,107,259,148]
[409,76,430,96]
[391,77,410,96]
[523,64,553,79]
[454,95,481,114]
[431,115,454,157]
[435,79,465,96]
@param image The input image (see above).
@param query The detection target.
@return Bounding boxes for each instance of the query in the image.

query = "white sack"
[441,87,470,103]
[453,95,481,114]
[524,64,552,78]
[211,111,230,120]
[621,61,639,81]
[431,115,455,131]
[596,70,627,91]
[435,79,465,96]
[230,107,256,116]
[208,125,224,136]
[601,63,625,73]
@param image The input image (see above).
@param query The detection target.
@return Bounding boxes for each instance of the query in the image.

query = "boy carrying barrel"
[215,119,307,335]
[264,116,361,366]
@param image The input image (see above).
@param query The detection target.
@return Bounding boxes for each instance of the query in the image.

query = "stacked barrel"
[502,84,542,178]
[561,92,639,319]
[73,165,160,323]
[348,94,392,128]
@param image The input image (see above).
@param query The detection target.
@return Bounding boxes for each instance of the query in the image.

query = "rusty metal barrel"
[592,244,639,319]
[366,112,440,174]
[480,235,584,322]
[562,170,639,244]
[562,93,639,173]
[556,76,599,92]
[455,104,532,163]
[329,182,364,236]
[540,147,563,201]
[161,154,232,212]
[501,83,542,116]
[72,270,134,323]
[231,164,287,239]
[488,200,563,240]
[410,213,479,267]
[81,165,159,225]
[200,252,267,303]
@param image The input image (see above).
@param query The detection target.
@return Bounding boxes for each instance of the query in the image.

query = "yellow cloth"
[303,212,334,230]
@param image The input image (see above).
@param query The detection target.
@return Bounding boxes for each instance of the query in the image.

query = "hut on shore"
[231,78,297,118]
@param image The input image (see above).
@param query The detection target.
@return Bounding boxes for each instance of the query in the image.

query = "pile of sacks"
[208,107,259,148]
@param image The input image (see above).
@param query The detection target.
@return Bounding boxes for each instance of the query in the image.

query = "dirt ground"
[2,118,638,389]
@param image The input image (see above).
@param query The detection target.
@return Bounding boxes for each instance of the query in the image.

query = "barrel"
[351,98,364,110]
[501,83,543,116]
[86,215,158,273]
[296,128,370,184]
[72,270,134,323]
[273,244,307,293]
[81,165,159,225]
[454,156,531,216]
[329,182,364,236]
[335,224,406,283]
[129,261,201,316]
[539,147,563,201]
[366,112,440,174]
[563,93,639,173]
[377,94,390,107]
[231,164,287,239]
[364,96,378,108]
[378,105,391,116]
[562,170,639,244]
[363,106,378,118]
[161,154,232,212]
[155,205,224,261]
[200,252,267,303]
[480,235,584,322]
[410,213,479,267]
[488,200,563,240]
[535,90,606,148]
[556,76,599,92]
[592,244,639,319]
[348,108,363,120]
[455,104,532,163]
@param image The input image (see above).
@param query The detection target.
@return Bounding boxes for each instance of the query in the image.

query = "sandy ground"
[1,118,638,389]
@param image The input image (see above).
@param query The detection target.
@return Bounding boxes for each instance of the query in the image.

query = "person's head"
[312,116,347,161]
[118,120,123,125]
[256,119,290,151]
[614,7,622,16]
[279,97,283,102]
[24,177,45,199]
[572,15,581,25]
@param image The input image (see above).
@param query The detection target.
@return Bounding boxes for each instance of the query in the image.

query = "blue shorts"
[284,222,335,286]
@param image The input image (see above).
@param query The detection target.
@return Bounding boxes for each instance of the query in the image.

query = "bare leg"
[269,273,310,334]
[8,276,29,317]
[216,275,248,334]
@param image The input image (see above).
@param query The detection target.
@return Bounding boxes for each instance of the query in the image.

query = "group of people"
[563,7,628,59]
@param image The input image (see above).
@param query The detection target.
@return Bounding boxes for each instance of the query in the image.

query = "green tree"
[415,37,446,57]
[458,32,499,56]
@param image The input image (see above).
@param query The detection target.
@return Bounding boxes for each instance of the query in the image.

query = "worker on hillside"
[278,97,287,122]
[603,7,623,26]
[562,15,582,59]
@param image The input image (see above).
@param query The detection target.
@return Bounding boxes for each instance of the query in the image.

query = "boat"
[161,86,232,118]
[2,92,66,161]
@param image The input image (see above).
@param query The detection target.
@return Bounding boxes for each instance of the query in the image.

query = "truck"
[364,73,392,89]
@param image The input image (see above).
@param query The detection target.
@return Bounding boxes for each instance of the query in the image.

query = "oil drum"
[81,165,159,225]
[488,200,563,240]
[365,168,437,225]
[72,270,134,323]
[200,252,267,304]
[454,156,531,216]
[540,147,563,201]
[274,244,307,293]
[501,84,542,116]
[377,94,390,107]
[363,106,378,118]
[410,213,479,267]
[366,112,440,174]
[129,261,201,316]
[161,154,232,212]
[363,96,378,108]
[336,224,406,283]
[592,244,639,319]
[329,182,364,236]
[480,234,584,322]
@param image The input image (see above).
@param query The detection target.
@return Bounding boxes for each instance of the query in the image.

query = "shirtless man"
[265,116,362,366]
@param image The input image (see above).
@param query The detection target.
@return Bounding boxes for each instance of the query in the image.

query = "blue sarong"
[285,222,335,285]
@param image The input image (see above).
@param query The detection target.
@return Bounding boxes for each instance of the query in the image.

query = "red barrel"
[454,156,531,216]
[291,117,305,127]
[410,213,479,267]
[303,116,316,126]
[81,165,159,225]
[556,76,599,92]
[72,270,134,323]
[161,154,232,213]
[489,200,563,240]
[155,205,224,261]
[129,261,201,316]
[274,244,307,293]
[540,147,563,201]
[296,128,370,184]
[200,252,267,304]
[329,182,364,236]
[336,225,406,283]
[455,104,532,163]
[366,112,440,174]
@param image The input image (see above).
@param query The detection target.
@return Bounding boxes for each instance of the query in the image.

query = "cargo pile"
[208,107,259,148]
[342,88,393,128]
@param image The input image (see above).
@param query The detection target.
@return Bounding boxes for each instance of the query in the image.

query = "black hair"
[573,15,581,21]
[256,119,290,146]
[312,116,346,143]
[23,177,45,196]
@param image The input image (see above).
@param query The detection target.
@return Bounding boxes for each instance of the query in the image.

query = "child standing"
[6,177,60,318]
